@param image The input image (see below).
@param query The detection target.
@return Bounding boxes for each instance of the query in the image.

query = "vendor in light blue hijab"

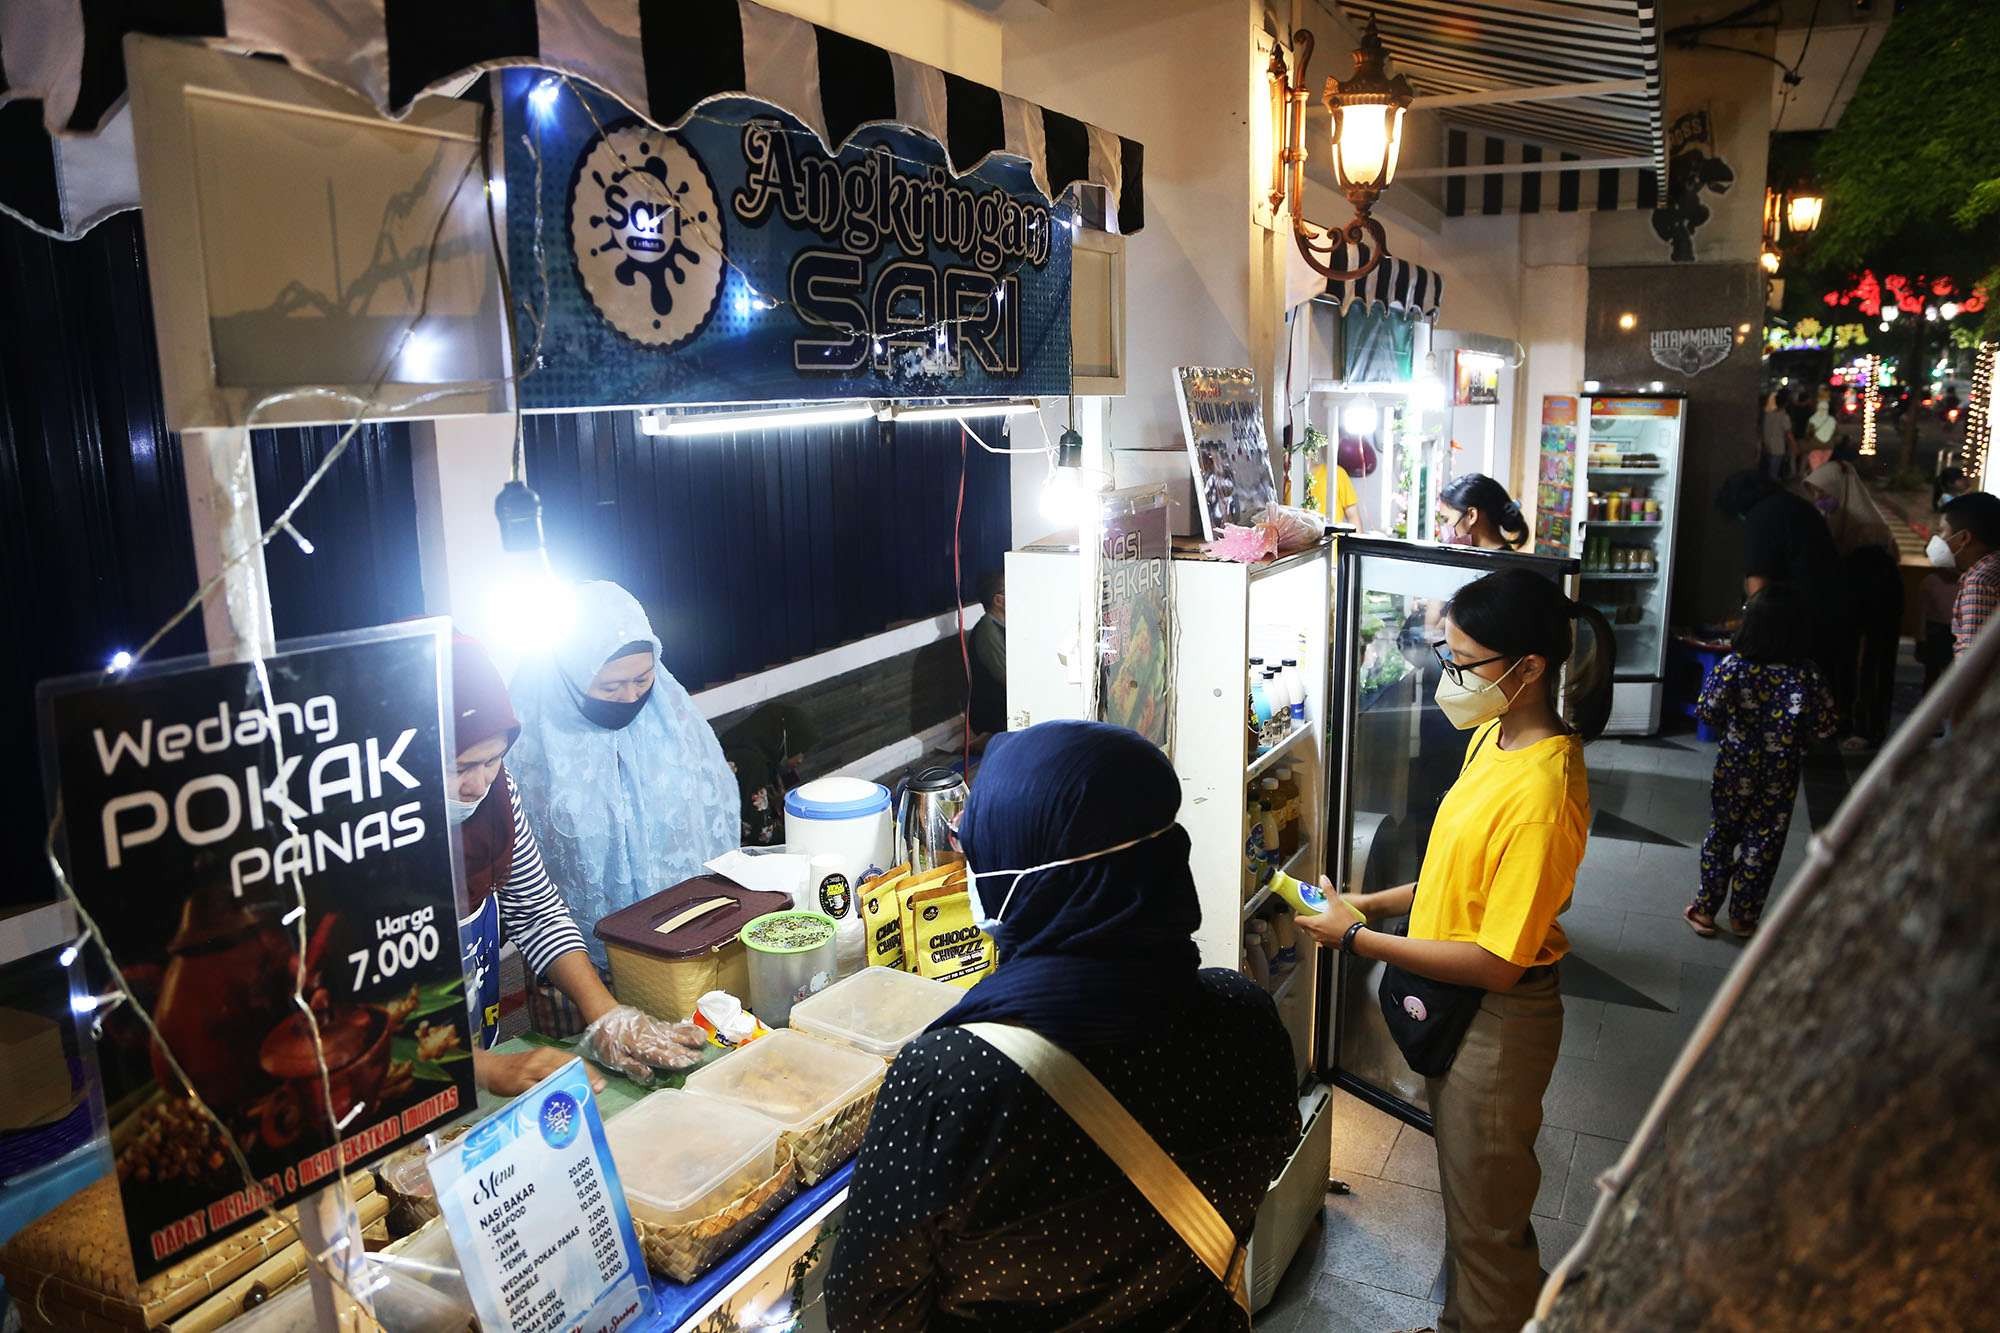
[509,581,738,969]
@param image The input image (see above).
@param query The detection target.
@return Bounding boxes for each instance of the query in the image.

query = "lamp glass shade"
[1785,192,1823,233]
[1333,103,1392,188]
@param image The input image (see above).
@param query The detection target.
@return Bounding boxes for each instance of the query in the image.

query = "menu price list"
[431,1060,652,1333]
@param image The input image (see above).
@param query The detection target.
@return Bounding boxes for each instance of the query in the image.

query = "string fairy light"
[1860,354,1881,456]
[38,107,501,1315]
[1965,341,1995,485]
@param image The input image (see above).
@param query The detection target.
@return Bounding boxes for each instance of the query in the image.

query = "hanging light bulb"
[1341,400,1380,435]
[1039,426,1088,523]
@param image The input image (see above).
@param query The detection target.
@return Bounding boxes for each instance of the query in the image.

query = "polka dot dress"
[825,970,1300,1331]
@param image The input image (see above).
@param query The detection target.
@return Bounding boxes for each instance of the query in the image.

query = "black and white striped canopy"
[1442,128,1659,218]
[0,0,1144,241]
[1312,245,1445,321]
[1342,0,1665,185]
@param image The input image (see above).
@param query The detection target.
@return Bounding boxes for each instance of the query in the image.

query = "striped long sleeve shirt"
[497,776,589,977]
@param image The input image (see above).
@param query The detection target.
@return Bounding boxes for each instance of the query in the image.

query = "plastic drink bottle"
[1281,658,1306,720]
[1266,870,1367,926]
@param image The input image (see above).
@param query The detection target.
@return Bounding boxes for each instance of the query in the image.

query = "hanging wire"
[40,112,494,1312]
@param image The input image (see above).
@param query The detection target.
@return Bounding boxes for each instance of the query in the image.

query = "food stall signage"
[508,73,1073,410]
[37,622,473,1280]
[429,1059,651,1333]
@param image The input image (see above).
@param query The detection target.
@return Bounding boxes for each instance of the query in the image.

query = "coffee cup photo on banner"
[37,621,474,1281]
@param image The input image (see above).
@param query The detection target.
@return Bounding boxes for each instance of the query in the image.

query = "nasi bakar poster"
[1098,490,1173,754]
[39,623,472,1280]
[1174,366,1278,541]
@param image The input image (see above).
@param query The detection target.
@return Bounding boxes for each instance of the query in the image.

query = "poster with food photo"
[37,622,472,1281]
[1174,366,1277,540]
[1098,488,1173,755]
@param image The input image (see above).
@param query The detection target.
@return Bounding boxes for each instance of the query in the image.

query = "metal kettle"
[896,767,968,875]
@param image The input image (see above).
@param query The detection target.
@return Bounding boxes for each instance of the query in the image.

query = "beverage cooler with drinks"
[1006,539,1334,1312]
[1570,393,1687,735]
[1320,538,1579,1125]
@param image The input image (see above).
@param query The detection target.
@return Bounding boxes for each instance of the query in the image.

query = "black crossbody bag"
[1374,726,1491,1078]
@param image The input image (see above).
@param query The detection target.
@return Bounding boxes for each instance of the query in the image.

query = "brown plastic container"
[594,876,792,1021]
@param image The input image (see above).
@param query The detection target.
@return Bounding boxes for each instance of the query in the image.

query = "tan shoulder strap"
[961,1022,1251,1316]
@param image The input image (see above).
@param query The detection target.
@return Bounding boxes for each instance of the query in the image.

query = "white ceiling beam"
[1398,155,1650,178]
[1412,77,1646,108]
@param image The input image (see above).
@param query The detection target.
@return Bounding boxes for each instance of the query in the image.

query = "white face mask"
[446,790,487,826]
[965,823,1178,935]
[1927,532,1959,570]
[1434,655,1528,730]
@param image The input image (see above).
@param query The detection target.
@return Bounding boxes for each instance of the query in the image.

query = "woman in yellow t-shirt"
[1310,459,1361,527]
[1299,569,1613,1333]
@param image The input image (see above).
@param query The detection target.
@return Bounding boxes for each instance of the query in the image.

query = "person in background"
[1760,391,1796,482]
[508,581,738,1012]
[968,570,1007,743]
[1298,569,1614,1333]
[827,722,1298,1331]
[1916,554,1960,694]
[719,703,820,846]
[1437,472,1529,550]
[1936,492,2000,656]
[448,634,706,1092]
[1312,453,1362,526]
[1802,440,1903,748]
[1932,466,1971,514]
[1684,586,1837,940]
[1716,470,1847,715]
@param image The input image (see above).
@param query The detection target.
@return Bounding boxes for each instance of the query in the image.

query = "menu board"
[1534,395,1579,557]
[37,622,472,1280]
[428,1060,651,1333]
[1173,366,1278,541]
[1097,487,1173,755]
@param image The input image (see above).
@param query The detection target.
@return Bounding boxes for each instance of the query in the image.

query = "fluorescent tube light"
[881,401,1041,423]
[641,403,879,437]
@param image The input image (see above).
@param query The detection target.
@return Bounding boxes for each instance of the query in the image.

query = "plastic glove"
[577,1005,709,1085]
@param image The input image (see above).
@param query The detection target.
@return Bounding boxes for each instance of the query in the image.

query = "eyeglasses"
[1432,641,1507,687]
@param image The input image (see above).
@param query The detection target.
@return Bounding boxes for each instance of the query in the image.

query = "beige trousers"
[1424,968,1564,1333]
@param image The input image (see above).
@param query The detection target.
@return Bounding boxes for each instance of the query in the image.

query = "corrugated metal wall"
[0,215,426,910]
[524,409,1012,692]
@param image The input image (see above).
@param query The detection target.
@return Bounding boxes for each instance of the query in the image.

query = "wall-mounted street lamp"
[1269,15,1415,284]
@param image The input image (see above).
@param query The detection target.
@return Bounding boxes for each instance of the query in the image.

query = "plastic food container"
[594,876,794,1020]
[790,967,961,1062]
[604,1089,798,1282]
[784,778,894,889]
[684,1029,885,1184]
[739,910,839,1028]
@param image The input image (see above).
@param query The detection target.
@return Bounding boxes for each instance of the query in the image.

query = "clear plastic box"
[789,967,962,1061]
[604,1089,783,1228]
[683,1029,882,1133]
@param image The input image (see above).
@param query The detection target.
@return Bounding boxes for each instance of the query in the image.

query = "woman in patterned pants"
[1687,586,1836,938]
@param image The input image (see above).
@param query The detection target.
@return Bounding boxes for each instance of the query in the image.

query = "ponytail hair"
[1439,473,1529,550]
[1446,568,1617,740]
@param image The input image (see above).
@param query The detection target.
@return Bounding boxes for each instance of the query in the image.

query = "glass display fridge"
[1571,393,1688,735]
[1318,537,1579,1127]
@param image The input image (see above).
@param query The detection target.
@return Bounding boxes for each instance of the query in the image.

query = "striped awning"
[1442,128,1658,218]
[1289,231,1444,321]
[0,0,1144,241]
[1341,0,1665,208]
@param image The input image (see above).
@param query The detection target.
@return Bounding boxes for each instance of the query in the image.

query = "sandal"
[1684,906,1717,938]
[1727,918,1757,938]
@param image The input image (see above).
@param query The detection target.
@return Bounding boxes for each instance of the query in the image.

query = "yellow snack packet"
[903,883,996,989]
[892,864,963,967]
[860,869,912,970]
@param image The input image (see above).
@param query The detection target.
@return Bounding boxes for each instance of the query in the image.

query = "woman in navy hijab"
[826,721,1298,1331]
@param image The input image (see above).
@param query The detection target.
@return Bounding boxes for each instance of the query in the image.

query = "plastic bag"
[1261,503,1332,553]
[578,1005,708,1085]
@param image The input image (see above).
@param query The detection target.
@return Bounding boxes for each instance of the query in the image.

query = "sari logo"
[571,124,723,348]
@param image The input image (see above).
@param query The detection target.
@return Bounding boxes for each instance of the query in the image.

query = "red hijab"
[452,634,521,909]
